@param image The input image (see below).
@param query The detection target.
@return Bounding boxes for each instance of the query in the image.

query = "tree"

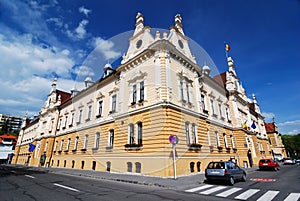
[282,134,300,158]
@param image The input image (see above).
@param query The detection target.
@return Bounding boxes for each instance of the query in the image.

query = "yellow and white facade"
[13,13,273,177]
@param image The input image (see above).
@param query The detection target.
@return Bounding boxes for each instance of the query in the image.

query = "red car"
[259,158,280,171]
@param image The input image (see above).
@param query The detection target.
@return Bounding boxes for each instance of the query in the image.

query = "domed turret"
[103,63,114,78]
[202,65,211,76]
[84,77,94,88]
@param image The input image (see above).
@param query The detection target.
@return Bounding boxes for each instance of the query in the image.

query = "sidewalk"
[14,164,258,191]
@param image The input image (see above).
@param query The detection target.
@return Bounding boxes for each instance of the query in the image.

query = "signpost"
[169,135,179,180]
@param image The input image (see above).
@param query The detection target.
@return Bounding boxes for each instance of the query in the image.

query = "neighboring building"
[0,114,23,133]
[13,13,273,177]
[0,134,17,164]
[265,121,287,161]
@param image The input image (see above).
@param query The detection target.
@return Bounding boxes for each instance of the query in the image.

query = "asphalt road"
[0,165,220,201]
[0,164,299,201]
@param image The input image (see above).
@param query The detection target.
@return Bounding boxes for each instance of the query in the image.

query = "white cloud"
[73,65,95,78]
[278,120,300,135]
[262,112,275,121]
[47,17,63,28]
[66,20,89,40]
[92,37,121,60]
[79,6,91,17]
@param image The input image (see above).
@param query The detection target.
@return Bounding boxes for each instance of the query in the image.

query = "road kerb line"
[25,175,35,179]
[53,183,80,192]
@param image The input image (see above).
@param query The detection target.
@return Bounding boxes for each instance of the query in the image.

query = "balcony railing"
[124,143,143,151]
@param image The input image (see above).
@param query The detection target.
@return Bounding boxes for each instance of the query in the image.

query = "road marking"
[250,178,276,182]
[284,193,300,201]
[53,183,80,192]
[200,186,227,195]
[25,175,35,179]
[185,184,214,192]
[235,189,260,200]
[257,190,279,201]
[216,187,242,197]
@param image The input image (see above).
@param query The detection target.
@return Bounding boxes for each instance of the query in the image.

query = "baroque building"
[13,13,273,177]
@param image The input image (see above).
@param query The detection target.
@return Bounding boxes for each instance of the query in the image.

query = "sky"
[0,0,299,135]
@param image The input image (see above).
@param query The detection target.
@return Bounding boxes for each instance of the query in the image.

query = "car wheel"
[242,174,246,182]
[229,177,235,186]
[273,167,277,171]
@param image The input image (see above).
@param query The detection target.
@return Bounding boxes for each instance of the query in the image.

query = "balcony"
[217,146,223,152]
[188,143,202,151]
[124,143,143,151]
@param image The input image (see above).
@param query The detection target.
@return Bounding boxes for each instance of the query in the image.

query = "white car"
[283,158,295,165]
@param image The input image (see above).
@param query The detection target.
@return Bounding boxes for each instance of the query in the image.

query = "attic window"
[178,40,184,49]
[136,40,142,49]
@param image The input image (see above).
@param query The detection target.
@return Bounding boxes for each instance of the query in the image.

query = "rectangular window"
[74,137,79,150]
[191,124,197,143]
[94,132,100,149]
[60,140,64,151]
[87,105,92,120]
[180,81,184,101]
[219,104,223,118]
[210,99,215,115]
[63,116,68,129]
[98,101,103,116]
[226,107,231,121]
[83,135,88,149]
[140,81,144,101]
[49,120,54,131]
[223,133,228,148]
[215,132,220,147]
[111,95,117,112]
[66,138,71,150]
[185,122,191,145]
[54,141,58,152]
[137,122,142,144]
[186,83,190,103]
[129,124,134,144]
[70,113,75,126]
[78,110,82,123]
[108,130,114,147]
[230,135,235,148]
[132,85,137,104]
[57,118,62,130]
[201,95,206,111]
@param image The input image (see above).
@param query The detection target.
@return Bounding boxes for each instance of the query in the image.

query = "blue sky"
[0,0,299,134]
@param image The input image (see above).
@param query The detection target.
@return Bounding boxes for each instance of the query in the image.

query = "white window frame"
[94,132,100,149]
[215,131,220,147]
[83,135,88,149]
[108,130,114,147]
[185,122,191,145]
[128,124,134,144]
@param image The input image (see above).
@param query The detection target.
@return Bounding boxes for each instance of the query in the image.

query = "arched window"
[92,161,96,170]
[81,161,85,169]
[64,160,67,167]
[72,160,75,168]
[127,162,132,172]
[106,161,111,172]
[197,161,201,172]
[135,162,141,173]
[190,162,195,172]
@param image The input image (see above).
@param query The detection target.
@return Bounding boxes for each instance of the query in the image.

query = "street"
[0,164,299,201]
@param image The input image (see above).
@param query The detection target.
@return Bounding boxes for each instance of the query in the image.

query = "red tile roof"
[0,134,18,144]
[213,72,227,87]
[57,90,71,105]
[265,122,275,133]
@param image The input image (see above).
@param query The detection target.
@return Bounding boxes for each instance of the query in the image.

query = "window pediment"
[128,70,147,84]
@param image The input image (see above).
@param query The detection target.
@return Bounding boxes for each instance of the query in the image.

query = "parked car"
[205,161,246,185]
[283,158,296,165]
[295,158,300,164]
[258,158,280,171]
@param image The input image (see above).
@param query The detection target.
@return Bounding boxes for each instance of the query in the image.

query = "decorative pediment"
[96,91,105,100]
[128,70,147,84]
[109,87,119,95]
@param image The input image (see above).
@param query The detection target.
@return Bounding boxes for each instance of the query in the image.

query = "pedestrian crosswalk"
[185,184,300,201]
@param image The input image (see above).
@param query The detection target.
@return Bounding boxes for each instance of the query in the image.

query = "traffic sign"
[169,135,179,145]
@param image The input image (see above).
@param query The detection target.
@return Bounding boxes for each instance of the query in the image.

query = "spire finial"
[175,14,184,35]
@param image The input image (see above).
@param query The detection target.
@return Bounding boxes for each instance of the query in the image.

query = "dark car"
[258,158,280,171]
[205,161,246,185]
